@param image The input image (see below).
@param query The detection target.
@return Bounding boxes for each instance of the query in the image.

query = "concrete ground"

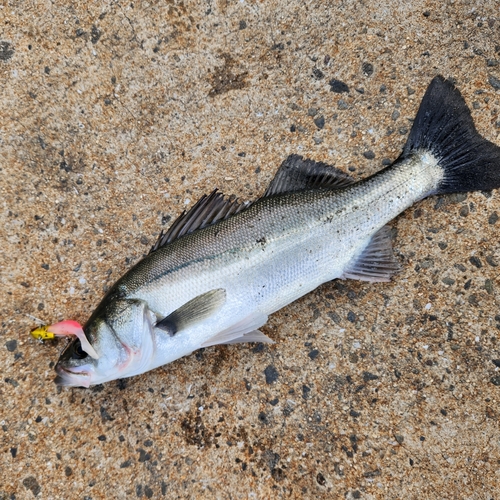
[1,1,500,498]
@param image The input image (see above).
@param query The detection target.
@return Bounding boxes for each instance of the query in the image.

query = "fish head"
[54,298,157,387]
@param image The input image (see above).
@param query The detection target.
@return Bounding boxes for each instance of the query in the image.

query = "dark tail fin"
[403,75,500,194]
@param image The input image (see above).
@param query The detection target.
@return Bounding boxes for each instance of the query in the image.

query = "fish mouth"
[54,364,92,388]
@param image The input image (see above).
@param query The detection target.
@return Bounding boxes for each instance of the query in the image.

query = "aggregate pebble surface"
[1,1,500,499]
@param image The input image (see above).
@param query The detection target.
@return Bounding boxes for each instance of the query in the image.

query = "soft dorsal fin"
[150,190,251,253]
[264,154,355,197]
[341,226,400,282]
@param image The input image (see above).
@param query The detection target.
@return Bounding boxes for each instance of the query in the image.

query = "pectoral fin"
[156,289,227,336]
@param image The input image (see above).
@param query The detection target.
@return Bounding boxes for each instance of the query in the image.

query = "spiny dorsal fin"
[264,154,355,197]
[150,189,251,253]
[341,225,400,282]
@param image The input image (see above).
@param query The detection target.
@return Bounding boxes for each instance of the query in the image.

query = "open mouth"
[54,364,92,388]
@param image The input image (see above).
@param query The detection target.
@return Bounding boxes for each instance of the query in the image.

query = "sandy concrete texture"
[1,0,500,498]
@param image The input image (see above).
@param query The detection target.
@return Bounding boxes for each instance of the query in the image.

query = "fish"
[52,76,500,387]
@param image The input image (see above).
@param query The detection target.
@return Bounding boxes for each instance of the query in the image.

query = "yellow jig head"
[30,325,56,341]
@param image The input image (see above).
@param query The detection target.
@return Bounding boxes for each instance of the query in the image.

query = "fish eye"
[72,340,88,360]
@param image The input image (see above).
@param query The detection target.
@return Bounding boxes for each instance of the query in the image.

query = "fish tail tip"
[403,75,500,194]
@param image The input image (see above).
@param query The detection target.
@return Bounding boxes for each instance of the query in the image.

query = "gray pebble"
[302,385,311,399]
[337,99,348,110]
[329,79,349,93]
[22,477,41,497]
[469,256,482,268]
[312,68,324,79]
[468,294,478,305]
[484,279,493,294]
[0,41,15,61]
[448,193,468,203]
[362,62,374,76]
[363,371,379,382]
[314,115,325,129]
[488,75,500,90]
[264,365,279,384]
[308,349,320,360]
[486,256,498,267]
[459,205,469,217]
[6,340,17,352]
[421,259,434,269]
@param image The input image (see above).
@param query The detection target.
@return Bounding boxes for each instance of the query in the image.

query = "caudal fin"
[403,75,500,194]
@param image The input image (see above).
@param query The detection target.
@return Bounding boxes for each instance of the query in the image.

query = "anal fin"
[341,226,400,282]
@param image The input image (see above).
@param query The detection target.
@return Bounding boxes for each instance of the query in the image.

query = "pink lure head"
[48,320,100,359]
